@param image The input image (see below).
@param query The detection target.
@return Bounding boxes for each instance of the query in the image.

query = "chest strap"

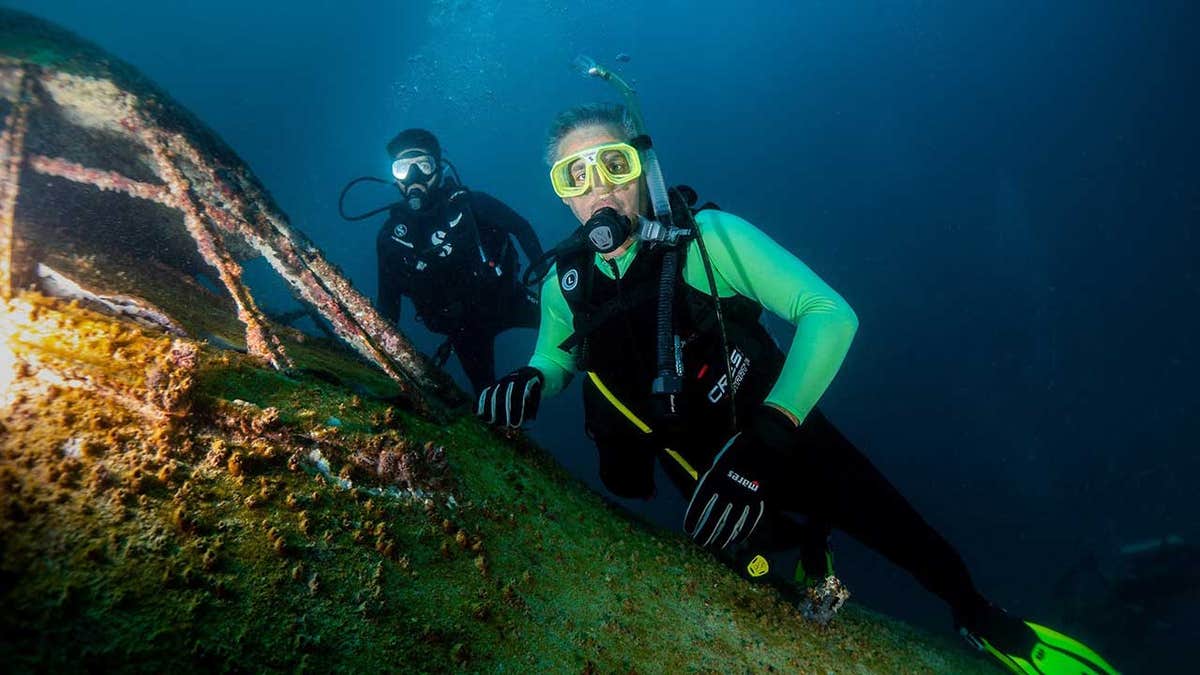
[558,282,659,352]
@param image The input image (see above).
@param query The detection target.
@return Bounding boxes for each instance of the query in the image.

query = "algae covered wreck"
[0,9,992,672]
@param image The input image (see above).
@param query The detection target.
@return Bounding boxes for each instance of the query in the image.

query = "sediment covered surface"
[0,293,991,672]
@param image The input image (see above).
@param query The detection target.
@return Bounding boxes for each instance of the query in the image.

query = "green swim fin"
[961,604,1119,675]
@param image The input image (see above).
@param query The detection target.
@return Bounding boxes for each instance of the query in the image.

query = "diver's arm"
[686,210,858,425]
[473,191,544,262]
[375,237,404,324]
[526,264,576,396]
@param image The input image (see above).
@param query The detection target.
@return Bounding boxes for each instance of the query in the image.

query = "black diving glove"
[476,367,544,429]
[684,405,799,550]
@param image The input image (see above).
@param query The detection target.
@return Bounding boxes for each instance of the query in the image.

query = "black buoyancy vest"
[385,188,516,330]
[554,240,786,489]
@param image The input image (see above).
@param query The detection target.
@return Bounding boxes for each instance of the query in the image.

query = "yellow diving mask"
[549,142,642,198]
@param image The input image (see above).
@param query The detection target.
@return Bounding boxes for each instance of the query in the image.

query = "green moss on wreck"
[0,295,993,672]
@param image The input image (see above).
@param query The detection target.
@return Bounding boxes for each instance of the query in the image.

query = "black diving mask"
[392,154,437,183]
[392,154,439,210]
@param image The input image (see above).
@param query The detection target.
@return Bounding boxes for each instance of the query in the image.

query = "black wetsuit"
[547,219,985,618]
[376,186,542,394]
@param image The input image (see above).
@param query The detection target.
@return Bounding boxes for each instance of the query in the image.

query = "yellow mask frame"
[549,142,642,198]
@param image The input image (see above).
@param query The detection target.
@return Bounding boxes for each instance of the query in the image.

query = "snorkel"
[570,56,688,245]
[572,54,732,425]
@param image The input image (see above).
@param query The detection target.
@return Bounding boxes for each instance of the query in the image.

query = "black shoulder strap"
[557,282,659,352]
[554,247,594,351]
[555,242,681,353]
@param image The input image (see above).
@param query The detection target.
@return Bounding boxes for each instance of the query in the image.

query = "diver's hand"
[684,406,798,550]
[476,367,544,428]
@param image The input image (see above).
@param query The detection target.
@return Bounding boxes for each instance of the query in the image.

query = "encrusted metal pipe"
[0,66,31,298]
[27,154,174,207]
[133,118,293,371]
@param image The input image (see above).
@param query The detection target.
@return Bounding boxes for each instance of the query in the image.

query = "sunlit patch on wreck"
[0,303,16,406]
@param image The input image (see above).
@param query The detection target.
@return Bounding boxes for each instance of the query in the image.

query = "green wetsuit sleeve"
[527,263,577,397]
[684,210,859,424]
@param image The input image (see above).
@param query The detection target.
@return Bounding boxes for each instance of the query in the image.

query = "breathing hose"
[338,176,399,221]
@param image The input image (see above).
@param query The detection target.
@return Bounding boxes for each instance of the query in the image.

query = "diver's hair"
[387,128,441,160]
[544,103,636,166]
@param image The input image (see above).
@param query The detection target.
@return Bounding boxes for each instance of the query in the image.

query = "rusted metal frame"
[165,138,417,376]
[159,135,425,394]
[0,60,454,414]
[165,134,460,415]
[0,66,32,299]
[242,188,460,414]
[252,216,441,415]
[27,154,175,207]
[233,173,464,407]
[292,247,444,385]
[133,119,292,370]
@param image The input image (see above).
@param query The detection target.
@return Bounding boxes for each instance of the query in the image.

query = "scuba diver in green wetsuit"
[474,86,1120,674]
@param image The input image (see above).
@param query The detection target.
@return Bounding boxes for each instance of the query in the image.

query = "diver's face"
[555,125,644,226]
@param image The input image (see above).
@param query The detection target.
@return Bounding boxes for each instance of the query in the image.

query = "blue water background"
[8,1,1197,670]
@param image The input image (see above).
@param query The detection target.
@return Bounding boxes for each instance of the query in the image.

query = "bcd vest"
[555,240,785,498]
[384,188,516,332]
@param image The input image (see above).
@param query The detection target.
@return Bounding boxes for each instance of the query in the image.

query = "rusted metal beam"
[234,172,464,407]
[27,154,175,207]
[0,67,31,298]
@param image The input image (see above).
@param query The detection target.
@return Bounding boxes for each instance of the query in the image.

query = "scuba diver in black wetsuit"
[341,128,544,395]
[474,55,1121,675]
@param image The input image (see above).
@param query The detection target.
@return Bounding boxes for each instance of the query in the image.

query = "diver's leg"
[779,409,984,617]
[450,326,497,396]
[783,410,1119,674]
[511,286,541,330]
[492,283,540,335]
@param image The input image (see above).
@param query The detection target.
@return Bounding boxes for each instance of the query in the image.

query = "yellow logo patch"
[747,555,770,578]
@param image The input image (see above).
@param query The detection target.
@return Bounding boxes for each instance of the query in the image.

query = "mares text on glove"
[683,432,767,550]
[682,405,800,550]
